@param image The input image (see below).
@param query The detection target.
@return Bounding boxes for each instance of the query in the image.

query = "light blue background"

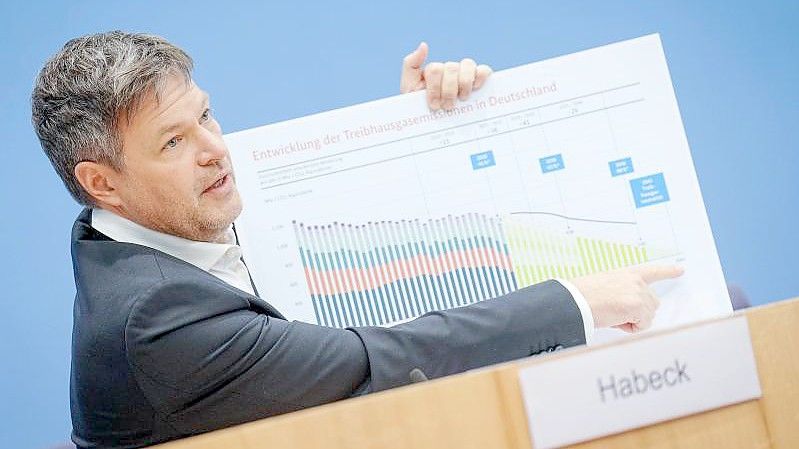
[1,1,796,447]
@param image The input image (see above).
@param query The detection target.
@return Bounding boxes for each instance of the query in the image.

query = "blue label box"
[609,157,634,176]
[471,151,496,170]
[630,173,670,208]
[539,154,565,173]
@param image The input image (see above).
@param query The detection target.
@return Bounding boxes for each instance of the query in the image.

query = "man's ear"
[74,161,124,208]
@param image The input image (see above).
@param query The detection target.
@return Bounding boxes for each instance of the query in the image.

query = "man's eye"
[163,136,181,150]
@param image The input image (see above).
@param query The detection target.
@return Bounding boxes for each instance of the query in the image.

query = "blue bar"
[344,225,373,326]
[470,150,496,170]
[609,157,634,176]
[355,225,380,326]
[417,223,446,311]
[310,251,330,326]
[429,223,457,309]
[328,228,356,327]
[539,154,565,173]
[631,173,670,208]
[455,216,486,303]
[410,229,438,312]
[302,250,323,325]
[475,214,501,297]
[494,218,519,290]
[440,218,470,306]
[444,219,471,306]
[395,221,425,315]
[367,222,395,323]
[377,224,407,320]
[317,237,344,327]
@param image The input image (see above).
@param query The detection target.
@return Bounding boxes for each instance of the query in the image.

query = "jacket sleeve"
[124,278,583,434]
[124,278,371,434]
[351,279,586,392]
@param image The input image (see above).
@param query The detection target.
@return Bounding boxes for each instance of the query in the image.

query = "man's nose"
[196,128,228,165]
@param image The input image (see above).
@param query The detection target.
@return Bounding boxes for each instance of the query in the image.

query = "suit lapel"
[75,209,287,321]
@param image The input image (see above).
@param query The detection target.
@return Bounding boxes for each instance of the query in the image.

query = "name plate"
[517,316,762,449]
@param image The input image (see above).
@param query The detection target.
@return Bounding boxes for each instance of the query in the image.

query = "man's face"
[110,74,242,242]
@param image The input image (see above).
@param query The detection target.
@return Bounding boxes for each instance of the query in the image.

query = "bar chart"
[293,214,517,327]
[504,213,655,289]
[293,212,666,327]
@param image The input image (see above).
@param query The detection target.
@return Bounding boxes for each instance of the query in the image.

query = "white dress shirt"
[91,208,255,296]
[90,208,595,342]
[555,278,595,344]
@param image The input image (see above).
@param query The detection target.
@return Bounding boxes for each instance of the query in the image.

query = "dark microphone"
[409,368,429,383]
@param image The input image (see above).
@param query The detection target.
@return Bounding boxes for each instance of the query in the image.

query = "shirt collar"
[90,207,239,272]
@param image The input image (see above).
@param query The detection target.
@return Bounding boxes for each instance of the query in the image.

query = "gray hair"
[31,31,194,205]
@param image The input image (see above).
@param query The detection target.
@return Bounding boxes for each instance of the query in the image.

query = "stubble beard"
[136,185,243,243]
[188,187,243,242]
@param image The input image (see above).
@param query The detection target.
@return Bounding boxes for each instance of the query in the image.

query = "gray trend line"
[509,211,637,225]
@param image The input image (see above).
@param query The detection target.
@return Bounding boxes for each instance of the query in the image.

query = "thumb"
[400,42,428,93]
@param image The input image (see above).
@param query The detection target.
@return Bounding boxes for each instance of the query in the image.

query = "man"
[32,31,682,449]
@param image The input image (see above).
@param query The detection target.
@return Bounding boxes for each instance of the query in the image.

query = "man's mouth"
[203,173,231,194]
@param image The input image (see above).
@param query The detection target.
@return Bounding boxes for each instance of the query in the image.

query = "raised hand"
[400,42,492,111]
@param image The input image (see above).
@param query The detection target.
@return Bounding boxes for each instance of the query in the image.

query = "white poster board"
[225,34,731,336]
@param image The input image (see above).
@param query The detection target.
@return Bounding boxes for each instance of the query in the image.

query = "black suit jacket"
[69,209,586,449]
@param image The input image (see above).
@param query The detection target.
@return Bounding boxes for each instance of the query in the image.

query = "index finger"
[634,264,685,284]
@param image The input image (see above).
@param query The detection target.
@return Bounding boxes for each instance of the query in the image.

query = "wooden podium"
[153,297,799,449]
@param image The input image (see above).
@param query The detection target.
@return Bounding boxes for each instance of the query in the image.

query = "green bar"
[512,227,531,287]
[546,234,563,278]
[611,243,624,268]
[621,244,632,266]
[571,239,581,277]
[612,243,624,268]
[560,235,574,278]
[603,241,615,269]
[576,237,590,276]
[561,236,575,278]
[604,241,616,270]
[516,226,531,286]
[533,231,545,279]
[628,245,637,264]
[507,228,521,284]
[532,229,545,284]
[602,240,613,271]
[583,237,598,274]
[598,241,610,269]
[544,234,556,277]
[591,239,605,271]
[508,225,520,284]
[526,230,541,285]
[524,228,538,286]
[624,245,635,265]
[552,234,565,278]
